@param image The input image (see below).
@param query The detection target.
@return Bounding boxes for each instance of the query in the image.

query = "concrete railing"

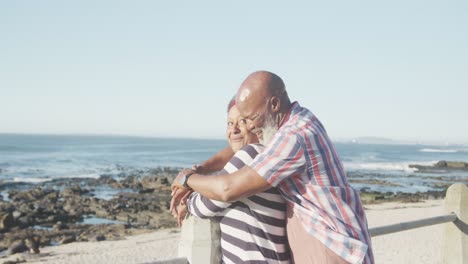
[441,183,468,263]
[163,183,467,264]
[369,213,458,237]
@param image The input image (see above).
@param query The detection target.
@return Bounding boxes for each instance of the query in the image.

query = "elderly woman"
[185,98,290,263]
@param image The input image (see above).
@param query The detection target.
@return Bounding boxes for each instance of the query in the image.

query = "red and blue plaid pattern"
[250,102,374,264]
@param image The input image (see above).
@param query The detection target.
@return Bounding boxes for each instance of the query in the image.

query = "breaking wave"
[11,173,101,184]
[344,161,435,173]
[419,148,458,153]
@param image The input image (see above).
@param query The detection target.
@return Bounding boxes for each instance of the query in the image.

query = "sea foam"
[419,148,458,153]
[12,177,52,183]
[11,173,101,184]
[343,161,434,173]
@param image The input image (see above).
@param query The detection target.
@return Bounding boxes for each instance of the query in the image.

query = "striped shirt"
[187,144,291,264]
[250,102,374,264]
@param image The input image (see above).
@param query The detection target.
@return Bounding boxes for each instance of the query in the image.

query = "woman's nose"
[232,124,241,134]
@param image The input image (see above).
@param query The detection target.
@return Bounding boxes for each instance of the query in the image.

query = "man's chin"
[259,129,277,145]
[259,136,269,145]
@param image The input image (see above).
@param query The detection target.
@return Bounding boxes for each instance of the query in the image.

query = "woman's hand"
[176,203,188,227]
[170,168,195,217]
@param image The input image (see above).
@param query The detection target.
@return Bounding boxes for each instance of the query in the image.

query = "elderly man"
[172,71,374,264]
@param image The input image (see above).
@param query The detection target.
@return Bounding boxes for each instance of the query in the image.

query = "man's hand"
[171,168,194,193]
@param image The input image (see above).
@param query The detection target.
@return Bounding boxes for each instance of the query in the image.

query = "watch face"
[180,175,187,186]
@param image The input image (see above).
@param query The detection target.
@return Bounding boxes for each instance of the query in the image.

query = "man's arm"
[195,146,234,174]
[180,165,271,202]
[170,146,234,216]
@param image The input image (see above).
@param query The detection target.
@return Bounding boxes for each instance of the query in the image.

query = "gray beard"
[259,113,278,145]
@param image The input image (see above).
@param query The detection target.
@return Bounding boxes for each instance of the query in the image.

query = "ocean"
[1,134,467,194]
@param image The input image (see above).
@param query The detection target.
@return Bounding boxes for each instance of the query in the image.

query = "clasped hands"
[170,167,197,227]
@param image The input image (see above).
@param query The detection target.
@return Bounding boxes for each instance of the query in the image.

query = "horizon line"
[1,132,467,146]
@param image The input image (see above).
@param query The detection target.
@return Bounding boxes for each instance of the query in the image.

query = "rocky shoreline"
[0,168,179,256]
[0,165,465,258]
[409,160,468,172]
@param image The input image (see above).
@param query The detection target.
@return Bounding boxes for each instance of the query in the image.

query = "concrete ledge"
[150,258,189,264]
[441,183,468,264]
[177,215,221,263]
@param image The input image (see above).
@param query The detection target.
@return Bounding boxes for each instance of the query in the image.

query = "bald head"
[237,71,286,103]
[234,71,292,143]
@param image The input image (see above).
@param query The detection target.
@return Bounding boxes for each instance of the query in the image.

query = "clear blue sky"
[1,1,467,144]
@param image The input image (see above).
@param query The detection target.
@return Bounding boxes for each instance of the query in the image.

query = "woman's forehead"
[228,106,240,118]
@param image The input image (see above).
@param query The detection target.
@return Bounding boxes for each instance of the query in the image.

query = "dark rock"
[409,160,468,172]
[45,191,59,202]
[0,170,182,252]
[112,203,125,210]
[139,188,155,194]
[119,175,142,189]
[360,187,371,192]
[34,205,46,214]
[53,221,67,231]
[359,189,447,204]
[159,177,169,185]
[61,186,90,198]
[3,260,26,264]
[93,234,106,241]
[350,179,402,187]
[25,236,40,253]
[17,216,33,228]
[435,160,448,168]
[59,235,76,244]
[9,188,55,203]
[18,203,34,214]
[63,201,76,213]
[7,240,28,255]
[97,175,122,189]
[0,212,14,231]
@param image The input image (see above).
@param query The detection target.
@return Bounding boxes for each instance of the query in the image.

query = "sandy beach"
[0,199,448,264]
[367,199,446,264]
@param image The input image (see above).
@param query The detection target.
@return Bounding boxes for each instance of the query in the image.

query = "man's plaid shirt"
[250,102,374,264]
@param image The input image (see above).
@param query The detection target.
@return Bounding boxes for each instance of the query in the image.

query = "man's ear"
[269,96,281,113]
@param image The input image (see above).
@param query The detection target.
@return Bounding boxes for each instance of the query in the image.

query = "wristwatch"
[180,172,195,189]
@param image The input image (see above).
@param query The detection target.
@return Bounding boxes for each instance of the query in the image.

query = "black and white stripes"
[187,144,290,264]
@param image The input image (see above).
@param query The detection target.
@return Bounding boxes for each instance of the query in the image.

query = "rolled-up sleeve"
[249,134,305,187]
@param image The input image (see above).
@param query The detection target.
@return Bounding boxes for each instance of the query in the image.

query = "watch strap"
[182,172,195,189]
